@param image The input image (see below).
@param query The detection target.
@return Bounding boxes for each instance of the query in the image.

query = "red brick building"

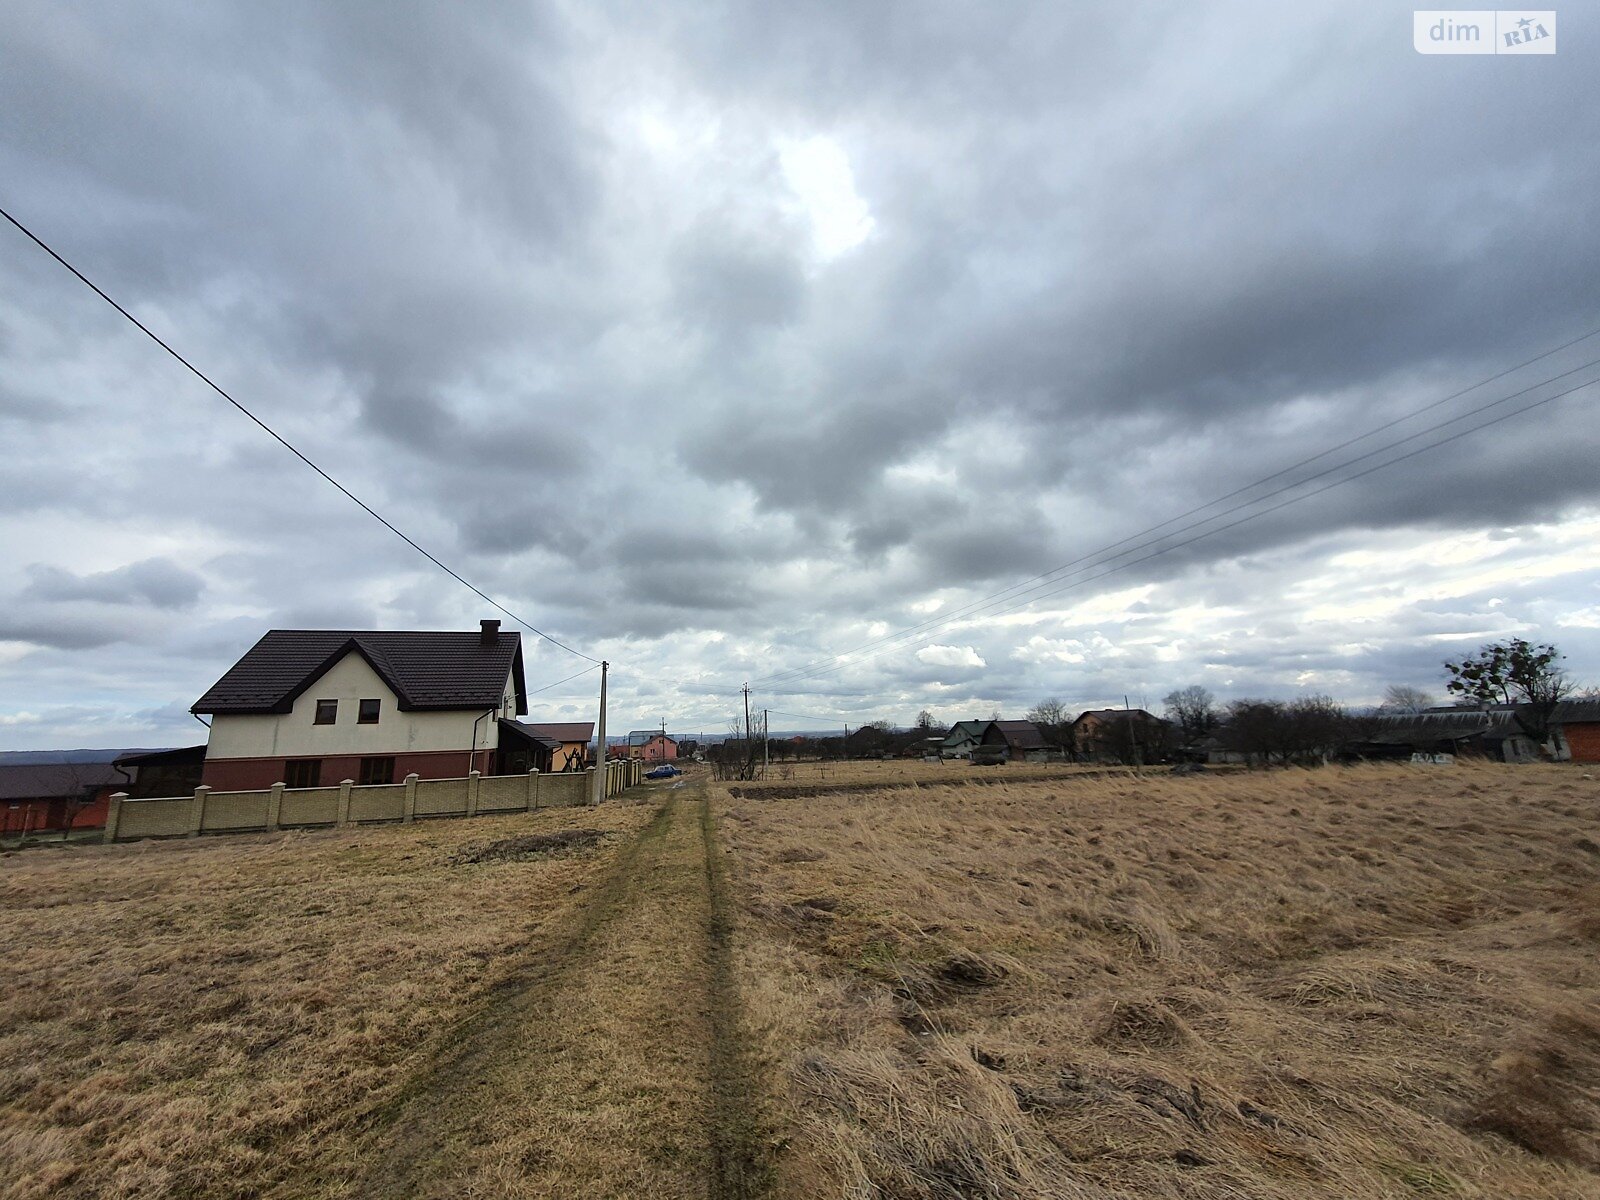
[1555,699,1600,762]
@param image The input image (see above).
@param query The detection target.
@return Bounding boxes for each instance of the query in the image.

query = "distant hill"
[0,748,169,766]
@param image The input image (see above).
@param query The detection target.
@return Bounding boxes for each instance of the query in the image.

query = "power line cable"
[0,203,602,665]
[525,663,602,695]
[752,343,1600,688]
[750,351,1600,690]
[757,369,1600,691]
[765,708,851,724]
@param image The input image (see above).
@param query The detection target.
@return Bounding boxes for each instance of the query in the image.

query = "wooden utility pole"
[762,708,770,779]
[1126,693,1142,773]
[742,683,753,780]
[592,661,609,805]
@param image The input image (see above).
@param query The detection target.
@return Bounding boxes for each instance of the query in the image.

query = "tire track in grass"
[701,791,772,1200]
[270,777,774,1199]
[269,794,680,1198]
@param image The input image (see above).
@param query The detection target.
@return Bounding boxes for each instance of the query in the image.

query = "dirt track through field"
[269,777,767,1200]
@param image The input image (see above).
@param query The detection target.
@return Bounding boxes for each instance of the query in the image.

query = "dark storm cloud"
[3,1,1599,745]
[22,558,204,609]
[669,223,808,335]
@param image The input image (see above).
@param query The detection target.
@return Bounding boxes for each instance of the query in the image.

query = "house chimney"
[480,618,501,645]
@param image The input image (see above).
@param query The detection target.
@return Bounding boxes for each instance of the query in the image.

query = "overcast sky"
[2,2,1597,747]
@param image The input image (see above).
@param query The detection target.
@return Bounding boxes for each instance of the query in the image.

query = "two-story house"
[192,620,528,790]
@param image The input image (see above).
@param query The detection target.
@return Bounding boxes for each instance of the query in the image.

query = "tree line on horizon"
[712,638,1584,769]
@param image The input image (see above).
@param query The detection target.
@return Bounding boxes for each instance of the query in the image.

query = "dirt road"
[274,775,767,1199]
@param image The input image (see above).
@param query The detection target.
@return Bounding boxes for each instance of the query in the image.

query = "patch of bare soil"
[449,828,608,864]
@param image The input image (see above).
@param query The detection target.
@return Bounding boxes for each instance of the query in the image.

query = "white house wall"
[205,650,512,759]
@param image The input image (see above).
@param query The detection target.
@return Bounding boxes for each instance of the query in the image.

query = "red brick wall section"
[1566,722,1600,763]
[0,792,110,834]
[200,749,492,791]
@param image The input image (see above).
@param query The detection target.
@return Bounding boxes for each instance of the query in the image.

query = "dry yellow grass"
[0,801,664,1199]
[9,763,1597,1199]
[718,762,1600,1199]
[746,758,1134,789]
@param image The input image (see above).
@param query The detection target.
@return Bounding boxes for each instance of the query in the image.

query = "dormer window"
[314,700,338,725]
[358,698,381,724]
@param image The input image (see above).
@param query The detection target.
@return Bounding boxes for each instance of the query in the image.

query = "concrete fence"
[104,758,646,843]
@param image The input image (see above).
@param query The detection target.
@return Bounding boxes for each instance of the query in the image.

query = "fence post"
[466,770,481,817]
[267,782,285,832]
[104,792,127,844]
[526,768,540,812]
[403,773,419,823]
[188,785,210,837]
[583,766,596,805]
[337,779,353,827]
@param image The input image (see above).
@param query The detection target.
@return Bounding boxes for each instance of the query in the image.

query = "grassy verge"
[0,802,656,1199]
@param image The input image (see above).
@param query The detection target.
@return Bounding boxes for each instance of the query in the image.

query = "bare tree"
[1380,684,1434,713]
[1162,686,1217,750]
[1026,698,1071,753]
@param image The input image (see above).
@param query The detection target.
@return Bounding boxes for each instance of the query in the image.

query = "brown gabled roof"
[0,761,127,801]
[517,721,594,743]
[1074,708,1160,725]
[113,745,207,767]
[192,629,526,716]
[990,720,1048,751]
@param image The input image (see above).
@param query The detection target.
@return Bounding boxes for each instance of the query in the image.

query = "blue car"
[645,764,680,779]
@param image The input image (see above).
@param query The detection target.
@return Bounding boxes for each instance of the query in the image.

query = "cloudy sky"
[2,2,1597,747]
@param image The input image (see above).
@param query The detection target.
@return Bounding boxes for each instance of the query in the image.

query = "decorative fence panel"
[201,790,272,832]
[476,774,531,812]
[347,783,406,824]
[105,761,650,844]
[114,797,191,840]
[279,786,340,827]
[412,777,470,818]
[541,772,589,808]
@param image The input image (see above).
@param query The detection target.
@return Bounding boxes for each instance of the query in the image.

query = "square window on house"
[285,759,322,789]
[358,698,381,724]
[313,699,338,725]
[359,756,395,785]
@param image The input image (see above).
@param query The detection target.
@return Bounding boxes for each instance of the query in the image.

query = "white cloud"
[916,644,986,669]
[778,134,875,260]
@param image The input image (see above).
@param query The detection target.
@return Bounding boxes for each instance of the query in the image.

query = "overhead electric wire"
[754,362,1600,692]
[525,663,602,695]
[750,340,1600,690]
[957,371,1600,621]
[765,707,852,724]
[0,203,602,666]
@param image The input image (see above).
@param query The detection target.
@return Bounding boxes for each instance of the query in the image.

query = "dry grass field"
[5,763,1598,1199]
[747,759,1129,789]
[0,796,706,1200]
[719,762,1600,1199]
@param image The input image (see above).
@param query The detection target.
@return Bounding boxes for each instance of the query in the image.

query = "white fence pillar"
[466,770,481,817]
[267,782,285,831]
[188,786,210,838]
[336,779,354,826]
[104,792,128,843]
[403,773,419,823]
[526,768,540,811]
